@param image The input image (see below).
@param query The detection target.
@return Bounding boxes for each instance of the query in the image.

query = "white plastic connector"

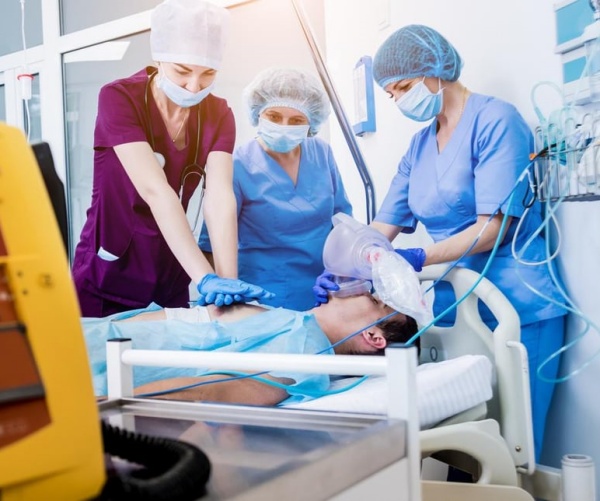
[17,73,33,100]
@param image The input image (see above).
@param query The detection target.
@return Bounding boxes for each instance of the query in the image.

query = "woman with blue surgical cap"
[71,0,273,317]
[314,25,566,459]
[199,67,352,310]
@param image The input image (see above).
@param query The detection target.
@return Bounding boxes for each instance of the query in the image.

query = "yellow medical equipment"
[0,123,105,501]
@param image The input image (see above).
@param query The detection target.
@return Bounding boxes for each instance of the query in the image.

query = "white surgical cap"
[150,0,229,70]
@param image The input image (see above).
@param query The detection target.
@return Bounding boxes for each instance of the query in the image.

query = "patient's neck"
[311,296,362,346]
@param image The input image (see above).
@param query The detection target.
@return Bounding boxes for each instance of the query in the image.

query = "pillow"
[283,355,493,429]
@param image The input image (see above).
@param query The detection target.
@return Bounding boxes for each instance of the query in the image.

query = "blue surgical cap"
[373,25,463,89]
[243,67,330,136]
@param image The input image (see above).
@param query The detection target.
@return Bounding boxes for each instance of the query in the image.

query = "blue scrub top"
[199,137,352,310]
[375,93,565,326]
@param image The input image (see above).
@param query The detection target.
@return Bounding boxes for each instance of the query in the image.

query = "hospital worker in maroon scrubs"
[71,0,272,317]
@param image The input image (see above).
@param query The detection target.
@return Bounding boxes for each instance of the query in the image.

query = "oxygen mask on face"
[322,213,432,325]
[329,276,373,298]
[322,213,393,280]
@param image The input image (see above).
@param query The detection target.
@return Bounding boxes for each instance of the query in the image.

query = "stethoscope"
[144,69,205,231]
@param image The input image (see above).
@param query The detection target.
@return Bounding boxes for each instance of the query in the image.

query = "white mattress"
[284,354,493,429]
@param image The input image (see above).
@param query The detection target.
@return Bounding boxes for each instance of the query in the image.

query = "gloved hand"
[197,274,275,307]
[394,247,427,272]
[312,270,339,306]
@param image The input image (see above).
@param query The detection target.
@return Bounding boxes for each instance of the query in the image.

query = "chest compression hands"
[197,274,275,306]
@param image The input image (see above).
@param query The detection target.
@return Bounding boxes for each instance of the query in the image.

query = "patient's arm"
[134,374,293,406]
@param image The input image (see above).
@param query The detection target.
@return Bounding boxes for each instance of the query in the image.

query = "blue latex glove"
[197,274,275,307]
[394,248,427,272]
[312,270,339,306]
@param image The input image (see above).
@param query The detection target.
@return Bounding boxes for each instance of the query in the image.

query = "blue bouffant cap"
[373,25,463,88]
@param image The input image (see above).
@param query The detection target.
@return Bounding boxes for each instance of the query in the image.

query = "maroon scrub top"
[72,67,235,316]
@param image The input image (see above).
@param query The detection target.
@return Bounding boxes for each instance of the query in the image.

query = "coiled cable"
[98,420,211,501]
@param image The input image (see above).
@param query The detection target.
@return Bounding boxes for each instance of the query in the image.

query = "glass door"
[22,72,42,143]
[63,34,152,259]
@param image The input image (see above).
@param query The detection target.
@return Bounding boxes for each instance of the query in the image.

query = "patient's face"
[332,294,396,354]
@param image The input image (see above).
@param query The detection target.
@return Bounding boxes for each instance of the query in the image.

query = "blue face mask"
[257,118,310,153]
[157,72,214,108]
[396,78,444,122]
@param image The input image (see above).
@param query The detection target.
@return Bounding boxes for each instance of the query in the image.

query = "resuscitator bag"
[371,249,433,326]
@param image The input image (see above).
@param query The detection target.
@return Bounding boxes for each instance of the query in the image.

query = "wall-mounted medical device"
[530,1,600,202]
[352,56,376,136]
[554,0,600,104]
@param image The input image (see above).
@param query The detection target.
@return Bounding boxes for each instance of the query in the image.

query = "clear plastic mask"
[329,277,373,298]
[322,213,393,280]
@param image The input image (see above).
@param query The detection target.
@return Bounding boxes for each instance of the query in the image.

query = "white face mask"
[156,72,214,108]
[257,118,310,153]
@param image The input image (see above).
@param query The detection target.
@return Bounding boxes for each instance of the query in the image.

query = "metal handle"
[290,0,377,223]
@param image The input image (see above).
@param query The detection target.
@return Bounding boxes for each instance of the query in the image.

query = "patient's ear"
[361,330,387,350]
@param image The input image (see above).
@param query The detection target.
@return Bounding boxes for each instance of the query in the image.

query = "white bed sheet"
[284,354,493,429]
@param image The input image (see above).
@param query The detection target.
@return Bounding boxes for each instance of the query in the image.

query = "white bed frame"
[106,340,423,500]
[105,265,556,500]
[416,267,565,501]
[417,264,534,485]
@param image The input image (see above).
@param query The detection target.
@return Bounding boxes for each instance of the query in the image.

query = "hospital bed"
[104,335,421,500]
[103,264,538,500]
[288,264,535,486]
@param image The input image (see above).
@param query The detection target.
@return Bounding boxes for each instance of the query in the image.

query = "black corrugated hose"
[97,420,211,501]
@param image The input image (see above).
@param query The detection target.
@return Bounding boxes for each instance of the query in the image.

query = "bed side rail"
[417,265,535,474]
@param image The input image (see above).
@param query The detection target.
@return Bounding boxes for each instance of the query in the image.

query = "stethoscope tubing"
[144,69,205,230]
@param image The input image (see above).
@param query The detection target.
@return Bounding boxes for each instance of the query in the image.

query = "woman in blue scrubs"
[373,25,567,460]
[199,67,352,310]
[316,25,566,460]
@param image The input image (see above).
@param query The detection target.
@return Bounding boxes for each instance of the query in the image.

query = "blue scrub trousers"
[521,316,565,462]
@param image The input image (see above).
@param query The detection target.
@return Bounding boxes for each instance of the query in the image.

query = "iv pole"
[290,0,377,223]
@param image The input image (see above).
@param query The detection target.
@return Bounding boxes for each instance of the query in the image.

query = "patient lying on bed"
[83,292,417,407]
